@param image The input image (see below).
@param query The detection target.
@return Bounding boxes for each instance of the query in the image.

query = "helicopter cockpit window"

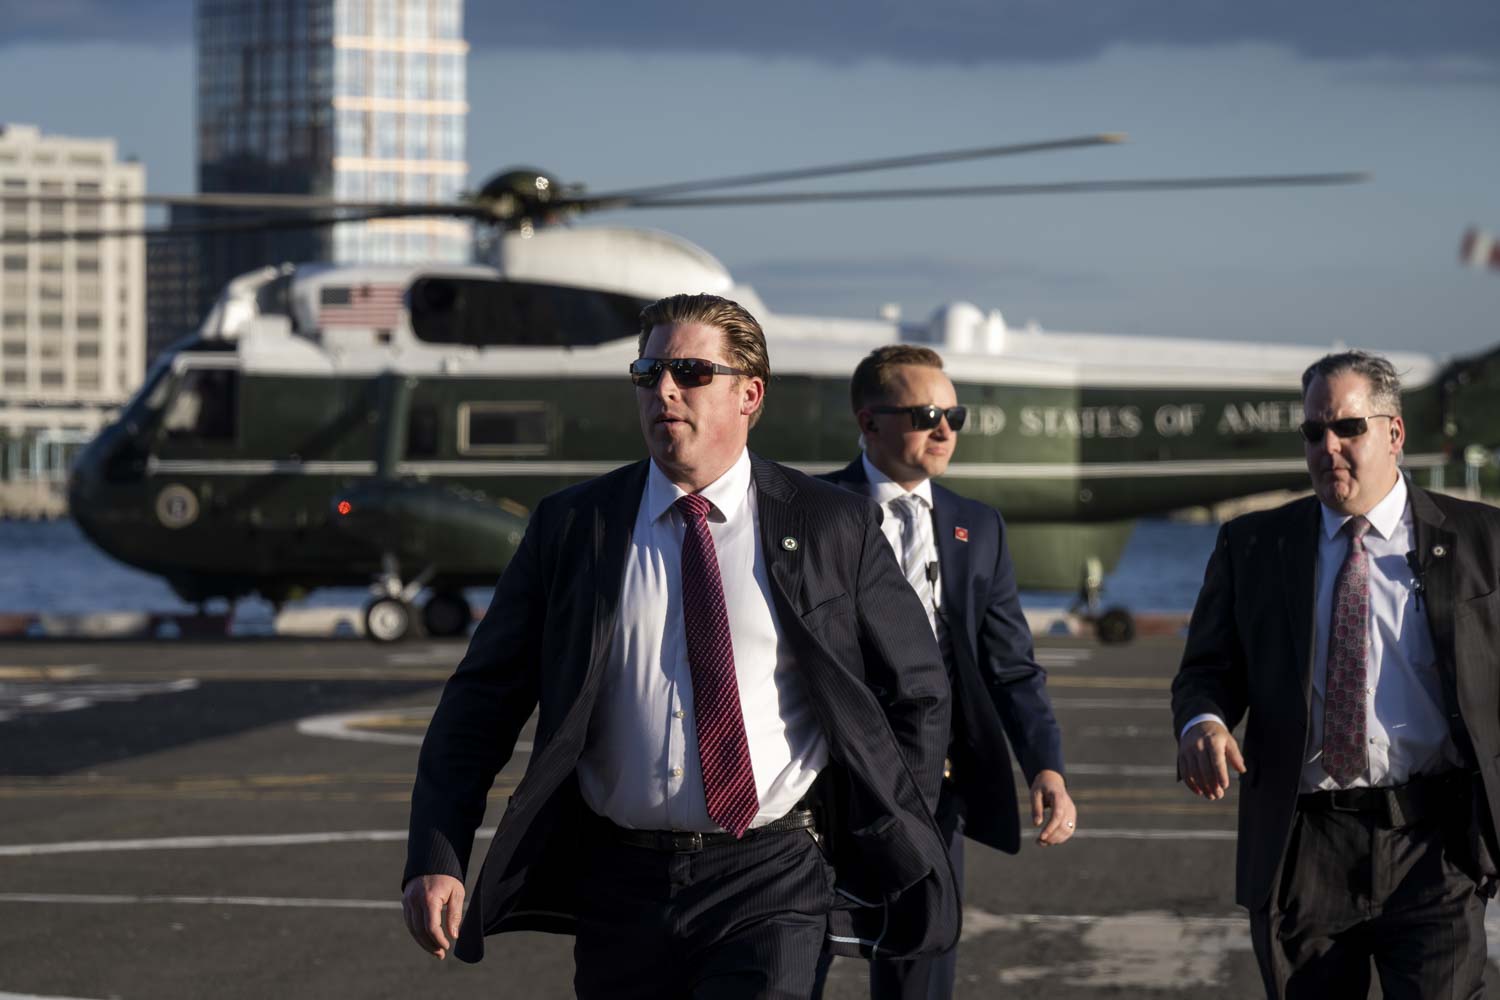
[162,368,239,442]
[458,402,549,456]
[409,277,647,349]
[254,274,293,318]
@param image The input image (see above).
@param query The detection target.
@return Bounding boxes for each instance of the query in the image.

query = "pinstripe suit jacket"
[405,455,960,963]
[822,458,1064,854]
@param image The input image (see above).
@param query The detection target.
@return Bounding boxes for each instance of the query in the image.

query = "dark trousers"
[573,822,834,1000]
[1250,800,1488,1000]
[812,785,966,1000]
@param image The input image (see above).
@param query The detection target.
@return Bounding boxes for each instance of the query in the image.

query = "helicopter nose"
[67,446,102,532]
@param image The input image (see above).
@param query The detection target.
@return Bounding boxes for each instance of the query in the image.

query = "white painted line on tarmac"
[1080,724,1173,738]
[1071,827,1236,840]
[1065,763,1177,777]
[0,827,498,857]
[1051,697,1165,710]
[1035,649,1093,667]
[0,824,1236,858]
[0,892,397,910]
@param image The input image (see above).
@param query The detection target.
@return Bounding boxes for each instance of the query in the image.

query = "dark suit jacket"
[821,458,1065,854]
[405,455,960,963]
[1171,482,1500,911]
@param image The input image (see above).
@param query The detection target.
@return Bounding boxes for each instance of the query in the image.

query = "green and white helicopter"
[19,136,1500,641]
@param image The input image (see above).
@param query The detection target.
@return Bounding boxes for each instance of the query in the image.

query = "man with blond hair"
[403,294,959,998]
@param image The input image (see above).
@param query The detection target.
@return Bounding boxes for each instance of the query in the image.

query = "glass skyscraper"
[194,0,469,308]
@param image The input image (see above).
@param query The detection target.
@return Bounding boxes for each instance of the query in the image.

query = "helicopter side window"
[162,368,239,441]
[458,402,549,456]
[409,277,647,348]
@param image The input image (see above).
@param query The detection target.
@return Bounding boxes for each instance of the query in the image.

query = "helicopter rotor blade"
[0,205,491,243]
[576,133,1128,204]
[613,172,1371,210]
[7,190,467,214]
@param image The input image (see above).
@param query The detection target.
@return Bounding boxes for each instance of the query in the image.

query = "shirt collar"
[1320,471,1407,542]
[861,453,934,509]
[647,448,752,524]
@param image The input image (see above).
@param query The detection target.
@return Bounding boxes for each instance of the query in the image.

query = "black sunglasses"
[1297,414,1396,444]
[630,357,748,389]
[868,404,968,432]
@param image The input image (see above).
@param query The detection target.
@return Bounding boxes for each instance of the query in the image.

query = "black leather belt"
[595,807,817,853]
[1297,771,1470,828]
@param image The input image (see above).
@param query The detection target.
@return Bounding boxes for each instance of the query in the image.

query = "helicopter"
[14,135,1500,642]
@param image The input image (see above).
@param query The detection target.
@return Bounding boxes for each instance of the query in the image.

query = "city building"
[0,123,145,517]
[192,0,470,324]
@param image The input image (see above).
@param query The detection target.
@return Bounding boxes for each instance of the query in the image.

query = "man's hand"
[401,874,465,960]
[1177,720,1246,800]
[1030,769,1077,846]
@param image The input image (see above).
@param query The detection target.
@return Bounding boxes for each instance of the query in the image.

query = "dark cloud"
[1,0,1496,66]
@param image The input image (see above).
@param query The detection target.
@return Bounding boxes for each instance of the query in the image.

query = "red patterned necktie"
[1322,515,1372,787]
[674,493,759,837]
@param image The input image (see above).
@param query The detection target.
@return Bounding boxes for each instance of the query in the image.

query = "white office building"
[0,123,146,516]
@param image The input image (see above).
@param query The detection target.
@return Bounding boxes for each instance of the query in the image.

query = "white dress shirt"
[1299,474,1457,791]
[575,449,828,831]
[1183,475,1459,792]
[860,453,943,617]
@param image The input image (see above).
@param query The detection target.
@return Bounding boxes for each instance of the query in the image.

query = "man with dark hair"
[402,294,959,998]
[818,343,1075,1000]
[1173,349,1500,998]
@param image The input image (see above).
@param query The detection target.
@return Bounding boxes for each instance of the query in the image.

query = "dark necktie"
[1322,515,1372,787]
[674,493,759,837]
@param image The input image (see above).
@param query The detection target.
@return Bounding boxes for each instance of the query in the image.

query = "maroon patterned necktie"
[674,494,759,837]
[1322,515,1372,787]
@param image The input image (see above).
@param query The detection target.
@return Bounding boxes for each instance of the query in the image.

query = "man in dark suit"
[1172,350,1500,998]
[817,344,1075,1000]
[401,294,959,998]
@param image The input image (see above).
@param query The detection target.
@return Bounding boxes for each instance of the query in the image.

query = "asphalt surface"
[0,636,1493,999]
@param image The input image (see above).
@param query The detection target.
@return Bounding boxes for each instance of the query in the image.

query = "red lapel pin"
[954,526,969,542]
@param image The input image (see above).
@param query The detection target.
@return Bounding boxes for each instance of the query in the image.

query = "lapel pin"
[954,526,969,543]
[781,536,799,552]
[1431,544,1446,558]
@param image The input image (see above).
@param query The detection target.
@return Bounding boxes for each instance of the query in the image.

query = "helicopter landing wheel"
[1094,606,1136,645]
[422,591,472,639]
[364,597,413,643]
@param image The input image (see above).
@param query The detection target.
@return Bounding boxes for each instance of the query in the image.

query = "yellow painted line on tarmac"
[0,665,98,680]
[1046,675,1171,690]
[348,714,431,731]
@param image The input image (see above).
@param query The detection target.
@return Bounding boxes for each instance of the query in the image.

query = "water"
[0,518,1220,615]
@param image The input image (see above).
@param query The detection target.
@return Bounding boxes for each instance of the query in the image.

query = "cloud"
[1,0,1496,67]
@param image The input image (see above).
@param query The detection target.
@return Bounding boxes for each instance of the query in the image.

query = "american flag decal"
[954,526,969,542]
[318,284,404,329]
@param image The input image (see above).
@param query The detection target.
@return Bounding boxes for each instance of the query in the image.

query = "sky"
[1,1,1497,357]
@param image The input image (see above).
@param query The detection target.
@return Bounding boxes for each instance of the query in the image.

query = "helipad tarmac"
[0,636,1492,998]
